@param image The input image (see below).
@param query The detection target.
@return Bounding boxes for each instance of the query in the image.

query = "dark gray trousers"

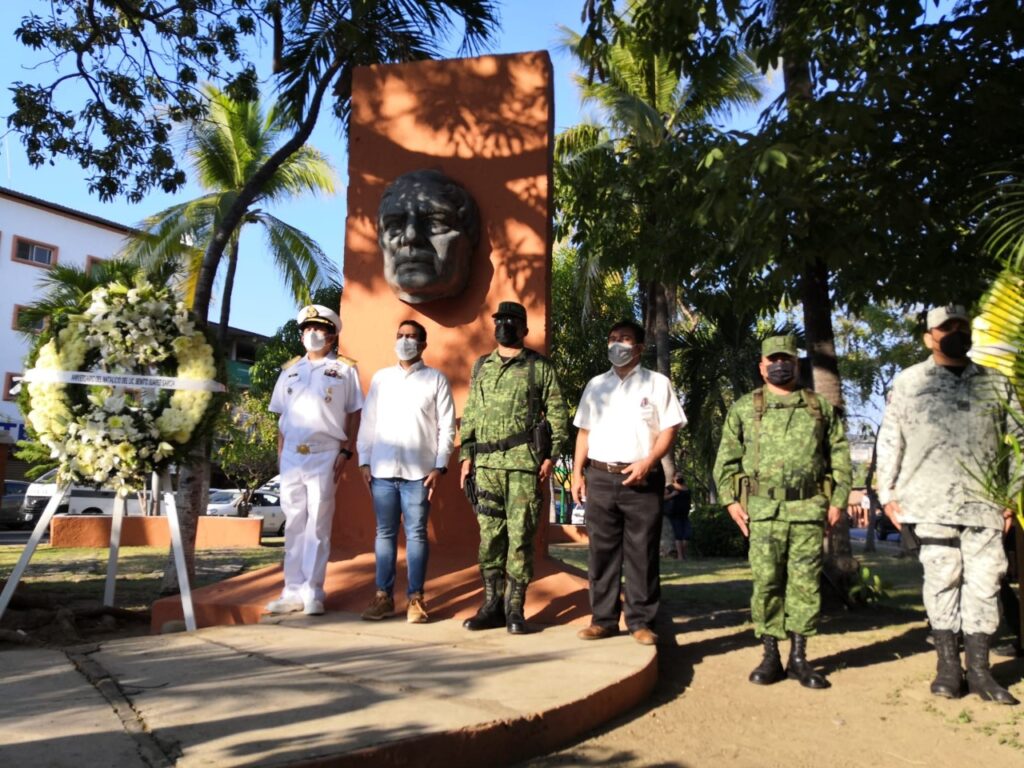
[584,466,664,631]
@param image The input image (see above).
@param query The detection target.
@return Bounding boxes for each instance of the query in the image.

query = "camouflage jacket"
[713,387,852,522]
[875,358,1017,529]
[459,348,569,471]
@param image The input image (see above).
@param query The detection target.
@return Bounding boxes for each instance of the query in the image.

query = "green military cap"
[492,301,527,323]
[761,335,798,358]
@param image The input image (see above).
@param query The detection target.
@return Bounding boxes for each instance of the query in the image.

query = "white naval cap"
[296,304,341,333]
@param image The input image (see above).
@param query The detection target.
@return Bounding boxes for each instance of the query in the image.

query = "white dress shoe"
[265,598,304,614]
[304,599,325,616]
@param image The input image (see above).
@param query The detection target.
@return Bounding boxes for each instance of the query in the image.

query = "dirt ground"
[525,554,1024,768]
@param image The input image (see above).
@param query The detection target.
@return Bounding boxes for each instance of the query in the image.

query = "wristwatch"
[339,448,353,459]
[434,466,448,475]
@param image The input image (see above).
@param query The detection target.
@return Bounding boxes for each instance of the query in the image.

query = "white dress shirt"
[573,366,686,462]
[357,360,456,480]
[269,354,363,447]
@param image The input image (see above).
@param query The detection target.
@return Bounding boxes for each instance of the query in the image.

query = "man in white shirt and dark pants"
[572,320,686,645]
[267,305,363,616]
[357,320,456,623]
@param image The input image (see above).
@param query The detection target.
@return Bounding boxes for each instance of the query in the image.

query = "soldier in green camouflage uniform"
[459,301,568,634]
[876,305,1019,705]
[713,335,851,689]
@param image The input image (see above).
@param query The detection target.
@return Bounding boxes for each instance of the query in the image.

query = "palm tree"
[555,17,762,377]
[123,85,339,348]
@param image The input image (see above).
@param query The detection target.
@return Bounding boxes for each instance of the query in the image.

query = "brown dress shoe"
[631,627,658,646]
[577,624,618,640]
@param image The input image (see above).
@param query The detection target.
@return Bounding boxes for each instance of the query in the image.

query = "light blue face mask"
[607,341,635,367]
[395,336,421,361]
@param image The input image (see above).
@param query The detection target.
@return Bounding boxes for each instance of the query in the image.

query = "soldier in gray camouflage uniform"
[714,335,852,689]
[459,301,568,634]
[877,305,1019,705]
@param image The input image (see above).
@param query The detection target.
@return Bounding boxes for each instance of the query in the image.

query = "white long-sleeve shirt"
[356,360,456,480]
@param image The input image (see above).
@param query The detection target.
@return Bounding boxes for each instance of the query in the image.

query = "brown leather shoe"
[577,624,618,640]
[631,627,658,646]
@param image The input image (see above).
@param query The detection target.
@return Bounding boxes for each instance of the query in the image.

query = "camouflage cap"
[492,301,527,323]
[926,304,969,330]
[761,335,798,358]
[297,304,340,333]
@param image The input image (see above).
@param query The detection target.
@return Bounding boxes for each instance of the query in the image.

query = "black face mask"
[938,330,971,360]
[765,360,797,386]
[495,320,522,346]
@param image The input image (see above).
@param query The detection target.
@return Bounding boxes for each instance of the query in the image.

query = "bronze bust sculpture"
[377,170,480,304]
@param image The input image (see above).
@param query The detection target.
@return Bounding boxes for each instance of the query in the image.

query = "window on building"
[235,341,258,364]
[12,305,46,333]
[85,255,106,276]
[12,236,57,268]
[3,373,21,402]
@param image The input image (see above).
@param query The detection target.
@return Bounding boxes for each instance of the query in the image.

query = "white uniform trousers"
[278,448,338,603]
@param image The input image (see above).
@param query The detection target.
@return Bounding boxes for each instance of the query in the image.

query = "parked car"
[17,469,145,526]
[0,480,32,529]
[206,489,285,536]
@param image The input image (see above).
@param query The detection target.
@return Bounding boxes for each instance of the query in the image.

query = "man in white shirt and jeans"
[572,320,686,645]
[357,320,456,623]
[267,304,363,616]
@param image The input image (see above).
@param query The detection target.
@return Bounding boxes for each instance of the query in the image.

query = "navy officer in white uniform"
[266,304,363,615]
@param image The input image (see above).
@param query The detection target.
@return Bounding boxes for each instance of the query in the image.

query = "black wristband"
[435,466,448,475]
[339,448,353,459]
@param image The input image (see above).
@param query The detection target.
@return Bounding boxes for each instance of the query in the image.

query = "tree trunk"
[801,258,844,412]
[217,237,241,348]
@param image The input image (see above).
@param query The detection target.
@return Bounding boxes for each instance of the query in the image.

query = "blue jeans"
[370,476,430,596]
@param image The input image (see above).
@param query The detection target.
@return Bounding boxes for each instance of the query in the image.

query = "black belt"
[474,432,531,455]
[588,460,637,474]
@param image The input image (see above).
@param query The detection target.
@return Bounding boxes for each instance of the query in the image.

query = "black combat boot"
[964,633,1020,705]
[505,577,529,635]
[749,635,785,685]
[930,629,964,699]
[463,568,506,631]
[786,632,830,689]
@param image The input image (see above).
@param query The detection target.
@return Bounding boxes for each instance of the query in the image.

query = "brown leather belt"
[588,460,635,474]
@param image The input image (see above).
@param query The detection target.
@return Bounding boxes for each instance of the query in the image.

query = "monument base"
[151,546,591,633]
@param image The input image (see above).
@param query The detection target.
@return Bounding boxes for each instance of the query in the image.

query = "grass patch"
[0,541,283,613]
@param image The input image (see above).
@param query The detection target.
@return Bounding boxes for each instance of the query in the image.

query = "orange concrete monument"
[152,51,590,631]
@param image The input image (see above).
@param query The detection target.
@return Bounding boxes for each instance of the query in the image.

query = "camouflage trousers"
[749,519,824,639]
[917,523,1008,635]
[474,467,541,583]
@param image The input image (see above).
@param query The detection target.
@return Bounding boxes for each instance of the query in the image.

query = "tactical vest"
[748,387,829,501]
[469,350,552,459]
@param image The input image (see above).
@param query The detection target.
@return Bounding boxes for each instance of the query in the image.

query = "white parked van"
[19,468,145,525]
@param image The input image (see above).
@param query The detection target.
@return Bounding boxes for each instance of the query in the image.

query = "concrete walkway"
[0,613,656,767]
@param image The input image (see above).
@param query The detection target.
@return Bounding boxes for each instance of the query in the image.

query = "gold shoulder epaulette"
[338,354,358,367]
[281,355,302,370]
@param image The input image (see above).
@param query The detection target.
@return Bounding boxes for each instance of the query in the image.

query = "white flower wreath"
[22,279,224,494]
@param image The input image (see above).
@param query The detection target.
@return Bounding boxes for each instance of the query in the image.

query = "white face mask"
[303,329,328,353]
[607,341,635,367]
[395,336,421,361]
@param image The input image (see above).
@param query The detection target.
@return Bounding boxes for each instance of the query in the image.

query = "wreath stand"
[0,470,197,632]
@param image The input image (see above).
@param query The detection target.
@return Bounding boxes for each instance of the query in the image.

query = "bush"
[690,503,748,558]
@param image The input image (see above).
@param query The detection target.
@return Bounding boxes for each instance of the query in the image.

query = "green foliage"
[834,303,923,430]
[848,564,889,604]
[549,246,635,416]
[214,391,279,497]
[689,503,747,558]
[248,285,342,399]
[121,85,340,324]
[10,1,500,203]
